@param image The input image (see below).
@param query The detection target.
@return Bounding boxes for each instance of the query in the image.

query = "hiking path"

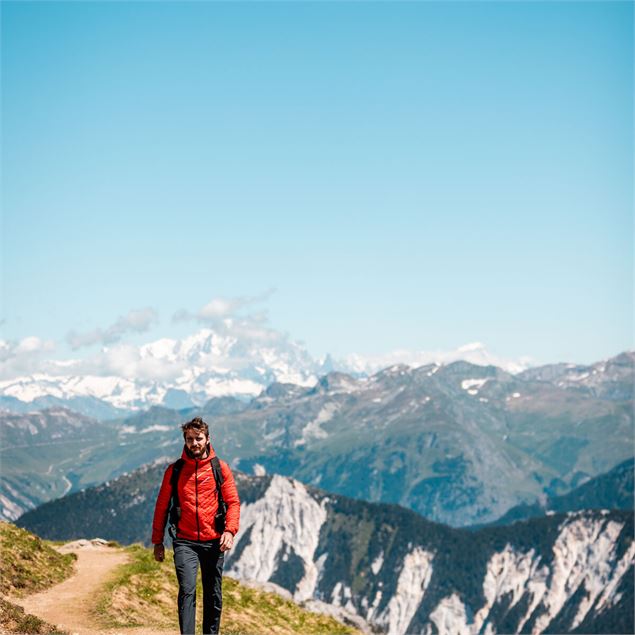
[11,539,174,635]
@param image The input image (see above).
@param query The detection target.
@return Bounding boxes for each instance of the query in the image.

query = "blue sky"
[2,0,633,367]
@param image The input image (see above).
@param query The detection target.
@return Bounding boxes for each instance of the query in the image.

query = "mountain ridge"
[2,352,632,526]
[1,336,584,415]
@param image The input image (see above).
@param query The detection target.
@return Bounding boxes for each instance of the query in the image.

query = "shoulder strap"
[168,458,185,536]
[211,456,225,506]
[171,458,185,492]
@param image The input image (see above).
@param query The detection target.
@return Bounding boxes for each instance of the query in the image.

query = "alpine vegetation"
[17,465,634,635]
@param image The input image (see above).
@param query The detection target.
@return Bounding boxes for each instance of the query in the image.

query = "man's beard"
[186,444,209,459]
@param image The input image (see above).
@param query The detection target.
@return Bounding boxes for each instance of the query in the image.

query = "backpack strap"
[211,457,227,534]
[168,458,185,539]
[211,456,225,505]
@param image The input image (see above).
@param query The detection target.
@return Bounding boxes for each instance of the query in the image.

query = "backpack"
[168,456,227,539]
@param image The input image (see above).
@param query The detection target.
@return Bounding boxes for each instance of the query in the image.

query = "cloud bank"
[66,307,158,350]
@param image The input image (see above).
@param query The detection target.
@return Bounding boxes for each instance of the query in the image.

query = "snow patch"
[299,403,339,444]
[140,425,171,434]
[371,552,384,575]
[461,378,488,391]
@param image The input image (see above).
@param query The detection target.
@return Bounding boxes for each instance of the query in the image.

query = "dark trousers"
[173,538,225,635]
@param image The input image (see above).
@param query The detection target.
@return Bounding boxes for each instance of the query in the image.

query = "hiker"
[151,416,240,635]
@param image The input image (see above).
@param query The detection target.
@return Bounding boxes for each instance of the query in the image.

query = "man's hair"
[181,417,209,439]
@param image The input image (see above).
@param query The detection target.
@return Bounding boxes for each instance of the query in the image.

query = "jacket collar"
[181,442,217,465]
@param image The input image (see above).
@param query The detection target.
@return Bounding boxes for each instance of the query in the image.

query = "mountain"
[0,328,322,414]
[0,331,537,414]
[0,393,129,420]
[2,353,633,527]
[0,408,122,521]
[517,351,634,401]
[17,465,634,635]
[212,355,634,525]
[489,457,634,527]
[0,400,244,521]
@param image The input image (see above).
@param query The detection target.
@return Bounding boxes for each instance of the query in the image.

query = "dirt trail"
[12,540,174,635]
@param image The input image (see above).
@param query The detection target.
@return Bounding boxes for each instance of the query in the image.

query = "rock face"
[227,475,634,635]
[18,465,634,635]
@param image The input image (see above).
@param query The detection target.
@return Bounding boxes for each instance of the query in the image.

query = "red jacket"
[152,445,240,544]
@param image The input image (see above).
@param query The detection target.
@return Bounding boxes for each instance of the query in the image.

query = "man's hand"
[219,531,234,552]
[153,544,165,562]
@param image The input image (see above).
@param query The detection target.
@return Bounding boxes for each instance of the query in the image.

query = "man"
[152,417,240,635]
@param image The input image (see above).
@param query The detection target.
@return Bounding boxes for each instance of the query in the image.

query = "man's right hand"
[153,544,165,562]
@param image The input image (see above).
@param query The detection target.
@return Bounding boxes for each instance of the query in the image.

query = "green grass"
[95,543,360,635]
[0,597,68,635]
[0,522,76,597]
[0,523,74,634]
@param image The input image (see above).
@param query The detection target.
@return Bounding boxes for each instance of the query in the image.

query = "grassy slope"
[0,522,76,597]
[0,523,354,635]
[96,544,360,635]
[0,598,67,635]
[0,521,75,634]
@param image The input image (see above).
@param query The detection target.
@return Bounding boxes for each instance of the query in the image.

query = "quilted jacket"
[151,444,240,544]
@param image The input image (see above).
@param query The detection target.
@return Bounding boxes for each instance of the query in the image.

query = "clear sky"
[2,0,633,368]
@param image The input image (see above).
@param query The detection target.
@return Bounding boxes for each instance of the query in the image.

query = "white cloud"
[67,307,158,350]
[172,289,276,325]
[0,294,537,402]
[200,298,239,318]
[59,343,186,383]
[0,336,57,380]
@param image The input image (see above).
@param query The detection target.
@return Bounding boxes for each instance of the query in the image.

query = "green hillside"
[490,457,635,526]
[0,522,76,597]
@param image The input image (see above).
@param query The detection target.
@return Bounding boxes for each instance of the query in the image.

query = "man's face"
[185,429,209,459]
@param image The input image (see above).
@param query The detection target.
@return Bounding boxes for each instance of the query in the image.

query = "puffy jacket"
[152,444,240,544]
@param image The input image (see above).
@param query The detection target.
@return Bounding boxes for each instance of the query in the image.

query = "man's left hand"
[220,531,234,552]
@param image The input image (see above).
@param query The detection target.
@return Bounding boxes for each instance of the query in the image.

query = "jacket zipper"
[195,460,200,540]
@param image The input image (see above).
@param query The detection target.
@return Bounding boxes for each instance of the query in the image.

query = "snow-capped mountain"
[0,328,322,413]
[341,341,534,376]
[0,331,534,415]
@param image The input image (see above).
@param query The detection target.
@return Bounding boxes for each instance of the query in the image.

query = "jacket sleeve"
[220,461,240,536]
[151,464,174,545]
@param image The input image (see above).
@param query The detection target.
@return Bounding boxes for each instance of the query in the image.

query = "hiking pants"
[173,538,224,635]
